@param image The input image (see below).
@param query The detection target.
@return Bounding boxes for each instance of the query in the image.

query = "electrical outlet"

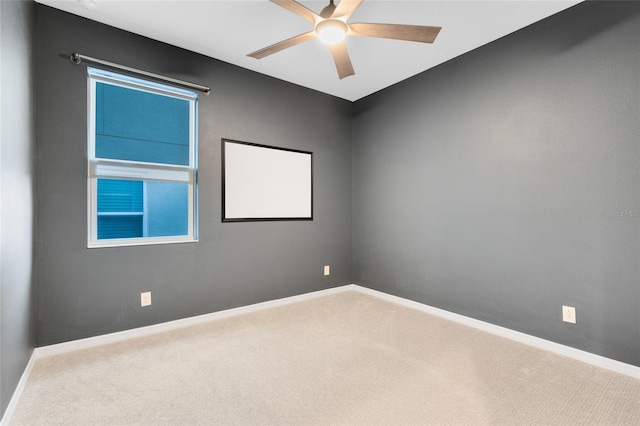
[324,265,330,276]
[562,305,576,324]
[141,291,152,307]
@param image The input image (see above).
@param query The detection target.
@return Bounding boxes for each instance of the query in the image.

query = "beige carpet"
[10,291,640,425]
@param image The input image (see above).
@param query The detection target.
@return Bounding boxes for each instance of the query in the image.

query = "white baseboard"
[34,285,353,358]
[3,283,637,425]
[0,351,37,426]
[351,284,640,379]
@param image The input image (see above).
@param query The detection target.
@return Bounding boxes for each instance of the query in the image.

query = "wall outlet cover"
[562,305,576,324]
[141,291,152,307]
[324,265,330,276]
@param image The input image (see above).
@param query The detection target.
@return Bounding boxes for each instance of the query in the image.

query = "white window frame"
[87,68,198,248]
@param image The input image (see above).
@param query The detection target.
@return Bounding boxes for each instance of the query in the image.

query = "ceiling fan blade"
[271,0,320,25]
[331,0,364,20]
[349,23,442,43]
[247,31,317,59]
[330,41,355,79]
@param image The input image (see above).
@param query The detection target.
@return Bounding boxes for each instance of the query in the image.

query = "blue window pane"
[97,179,144,240]
[98,179,143,213]
[146,182,189,237]
[95,83,190,165]
[98,216,143,240]
[96,179,189,240]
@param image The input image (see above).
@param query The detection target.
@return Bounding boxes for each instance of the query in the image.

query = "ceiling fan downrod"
[320,0,337,19]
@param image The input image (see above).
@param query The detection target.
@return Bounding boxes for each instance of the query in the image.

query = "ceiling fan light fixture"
[316,20,348,45]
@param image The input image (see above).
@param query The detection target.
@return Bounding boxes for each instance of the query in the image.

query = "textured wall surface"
[35,5,353,346]
[352,1,639,366]
[0,0,36,418]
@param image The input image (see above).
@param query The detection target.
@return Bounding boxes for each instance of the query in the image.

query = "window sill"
[88,237,198,249]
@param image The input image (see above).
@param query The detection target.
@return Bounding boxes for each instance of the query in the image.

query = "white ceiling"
[36,0,582,102]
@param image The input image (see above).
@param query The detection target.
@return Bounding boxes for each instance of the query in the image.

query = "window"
[87,68,198,247]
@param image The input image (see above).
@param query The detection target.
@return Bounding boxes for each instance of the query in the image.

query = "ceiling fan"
[247,0,442,80]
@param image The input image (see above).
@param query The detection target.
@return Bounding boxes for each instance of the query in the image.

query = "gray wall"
[0,0,36,418]
[35,5,353,346]
[32,1,640,369]
[353,1,639,366]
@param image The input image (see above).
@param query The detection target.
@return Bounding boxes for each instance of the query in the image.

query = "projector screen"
[222,139,313,222]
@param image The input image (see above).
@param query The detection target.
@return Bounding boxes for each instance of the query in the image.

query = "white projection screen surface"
[222,140,313,221]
